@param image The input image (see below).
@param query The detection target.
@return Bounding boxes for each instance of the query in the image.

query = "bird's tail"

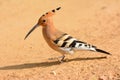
[95,48,111,55]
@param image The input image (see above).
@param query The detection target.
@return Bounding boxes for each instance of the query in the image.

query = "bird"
[24,7,111,62]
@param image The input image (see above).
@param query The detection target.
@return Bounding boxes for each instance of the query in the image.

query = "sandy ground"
[0,0,120,80]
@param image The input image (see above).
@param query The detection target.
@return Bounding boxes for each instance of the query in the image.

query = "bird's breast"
[42,28,59,51]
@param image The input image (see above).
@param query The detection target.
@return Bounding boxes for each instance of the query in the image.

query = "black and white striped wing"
[53,33,96,51]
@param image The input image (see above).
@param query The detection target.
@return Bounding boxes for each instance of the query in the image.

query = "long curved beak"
[24,24,39,40]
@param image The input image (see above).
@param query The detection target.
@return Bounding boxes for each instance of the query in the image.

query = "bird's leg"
[60,55,65,61]
[57,55,66,63]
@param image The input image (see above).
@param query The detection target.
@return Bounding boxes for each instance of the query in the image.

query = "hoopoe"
[24,7,111,62]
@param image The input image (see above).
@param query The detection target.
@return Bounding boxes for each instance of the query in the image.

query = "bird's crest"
[42,7,61,17]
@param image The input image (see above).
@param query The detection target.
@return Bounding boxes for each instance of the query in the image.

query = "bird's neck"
[42,22,57,40]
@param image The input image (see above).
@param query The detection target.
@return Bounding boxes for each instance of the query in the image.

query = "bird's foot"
[59,56,69,63]
[58,58,69,63]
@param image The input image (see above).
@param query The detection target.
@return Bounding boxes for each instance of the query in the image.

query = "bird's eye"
[43,20,46,22]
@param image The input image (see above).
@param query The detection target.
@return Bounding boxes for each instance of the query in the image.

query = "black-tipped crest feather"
[56,7,61,10]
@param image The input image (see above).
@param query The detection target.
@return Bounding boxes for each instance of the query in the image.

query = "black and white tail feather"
[54,33,111,55]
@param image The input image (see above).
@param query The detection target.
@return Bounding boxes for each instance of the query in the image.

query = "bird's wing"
[53,33,111,55]
[53,33,96,51]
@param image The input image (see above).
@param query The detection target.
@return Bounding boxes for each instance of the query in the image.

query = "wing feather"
[53,33,96,51]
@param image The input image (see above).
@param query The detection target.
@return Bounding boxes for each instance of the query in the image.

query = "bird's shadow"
[0,56,107,70]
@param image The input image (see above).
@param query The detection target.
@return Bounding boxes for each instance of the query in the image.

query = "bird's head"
[24,7,61,40]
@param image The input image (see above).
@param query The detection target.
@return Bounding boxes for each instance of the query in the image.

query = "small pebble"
[50,71,56,76]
